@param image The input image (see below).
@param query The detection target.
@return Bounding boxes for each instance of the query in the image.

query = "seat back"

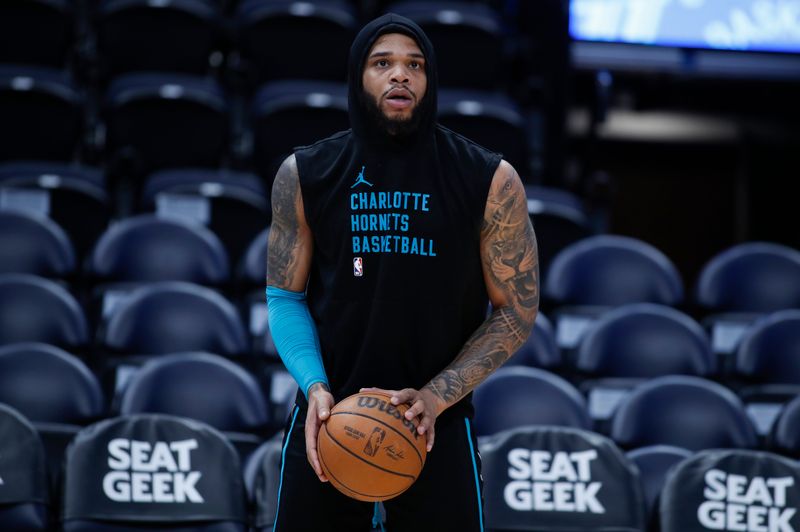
[770,395,800,459]
[480,425,646,531]
[626,445,692,521]
[102,282,248,356]
[696,242,800,313]
[0,273,88,348]
[545,235,683,306]
[61,414,247,531]
[576,303,714,378]
[659,449,800,532]
[90,214,230,285]
[0,403,49,531]
[0,342,104,424]
[736,310,800,385]
[119,352,269,433]
[0,209,76,277]
[610,376,757,452]
[473,366,591,436]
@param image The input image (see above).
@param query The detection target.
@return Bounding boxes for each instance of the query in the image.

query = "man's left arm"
[363,160,538,450]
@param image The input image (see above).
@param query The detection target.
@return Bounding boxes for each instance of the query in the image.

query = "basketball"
[317,391,428,502]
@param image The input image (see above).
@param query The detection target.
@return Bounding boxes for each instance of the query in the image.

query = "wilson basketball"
[317,391,427,502]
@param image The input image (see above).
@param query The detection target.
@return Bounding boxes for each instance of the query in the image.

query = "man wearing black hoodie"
[266,13,538,531]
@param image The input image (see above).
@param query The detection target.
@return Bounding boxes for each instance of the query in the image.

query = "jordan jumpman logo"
[351,166,373,188]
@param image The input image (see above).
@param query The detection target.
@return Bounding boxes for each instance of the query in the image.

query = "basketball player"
[266,13,538,531]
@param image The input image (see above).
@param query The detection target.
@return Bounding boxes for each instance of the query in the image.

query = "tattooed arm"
[267,155,333,483]
[266,154,312,291]
[363,160,539,451]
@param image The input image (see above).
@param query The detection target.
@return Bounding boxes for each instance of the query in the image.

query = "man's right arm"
[266,154,333,482]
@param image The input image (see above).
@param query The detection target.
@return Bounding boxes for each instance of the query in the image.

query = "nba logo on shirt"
[353,257,363,277]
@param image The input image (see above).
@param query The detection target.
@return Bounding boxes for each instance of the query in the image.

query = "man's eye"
[377,60,389,67]
[410,61,420,69]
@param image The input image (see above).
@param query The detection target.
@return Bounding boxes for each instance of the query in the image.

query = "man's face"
[362,33,427,134]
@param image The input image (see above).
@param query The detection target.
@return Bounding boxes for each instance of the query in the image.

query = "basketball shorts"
[272,401,485,532]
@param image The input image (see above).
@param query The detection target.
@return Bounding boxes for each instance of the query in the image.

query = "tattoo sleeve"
[266,155,311,291]
[423,162,539,407]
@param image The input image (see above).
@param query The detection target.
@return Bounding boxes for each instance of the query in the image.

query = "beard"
[363,90,424,139]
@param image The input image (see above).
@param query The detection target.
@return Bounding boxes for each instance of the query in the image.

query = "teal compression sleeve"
[266,286,329,397]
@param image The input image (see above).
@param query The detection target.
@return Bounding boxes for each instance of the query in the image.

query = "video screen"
[570,0,800,53]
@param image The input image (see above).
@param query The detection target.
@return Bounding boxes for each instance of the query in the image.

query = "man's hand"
[305,382,335,482]
[360,386,445,452]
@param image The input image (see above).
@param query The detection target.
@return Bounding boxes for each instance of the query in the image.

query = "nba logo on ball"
[353,257,363,277]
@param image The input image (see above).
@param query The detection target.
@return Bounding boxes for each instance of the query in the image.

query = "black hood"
[347,13,438,150]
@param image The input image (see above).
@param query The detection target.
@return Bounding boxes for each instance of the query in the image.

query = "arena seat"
[101,281,248,357]
[245,432,282,512]
[387,2,505,90]
[105,73,229,174]
[61,414,247,531]
[97,0,222,77]
[575,304,714,426]
[235,0,357,84]
[503,312,561,370]
[251,80,349,181]
[659,449,800,531]
[610,376,757,452]
[0,162,110,259]
[89,213,230,286]
[0,66,83,162]
[769,395,800,459]
[479,425,647,531]
[473,366,591,437]
[438,88,529,174]
[0,274,88,349]
[0,343,104,425]
[544,235,684,353]
[732,310,800,435]
[626,445,692,523]
[142,168,269,262]
[695,242,800,313]
[0,0,73,68]
[0,209,76,278]
[0,404,50,532]
[119,352,269,434]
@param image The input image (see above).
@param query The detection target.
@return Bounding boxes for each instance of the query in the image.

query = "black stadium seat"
[119,352,269,434]
[575,304,714,427]
[247,434,284,531]
[735,310,800,386]
[610,376,757,452]
[438,89,530,174]
[101,281,248,356]
[105,73,230,174]
[659,449,800,532]
[89,214,230,286]
[770,395,800,459]
[0,343,104,425]
[97,0,222,77]
[472,366,591,437]
[251,80,349,181]
[479,426,647,531]
[235,0,357,84]
[0,66,83,162]
[626,444,692,523]
[695,242,800,313]
[0,209,76,278]
[141,168,270,262]
[61,414,247,531]
[0,162,111,259]
[0,404,50,532]
[0,0,73,68]
[0,274,88,349]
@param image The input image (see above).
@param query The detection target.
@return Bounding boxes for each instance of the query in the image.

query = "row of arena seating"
[3,385,800,530]
[1,1,540,179]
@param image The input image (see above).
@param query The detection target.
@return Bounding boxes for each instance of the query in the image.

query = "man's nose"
[390,65,410,84]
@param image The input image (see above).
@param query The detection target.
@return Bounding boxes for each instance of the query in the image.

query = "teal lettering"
[400,215,409,232]
[410,238,419,255]
[352,237,360,253]
[421,194,430,212]
[401,237,409,254]
[350,215,359,232]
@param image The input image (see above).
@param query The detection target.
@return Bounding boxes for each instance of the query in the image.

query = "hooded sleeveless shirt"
[294,14,501,417]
